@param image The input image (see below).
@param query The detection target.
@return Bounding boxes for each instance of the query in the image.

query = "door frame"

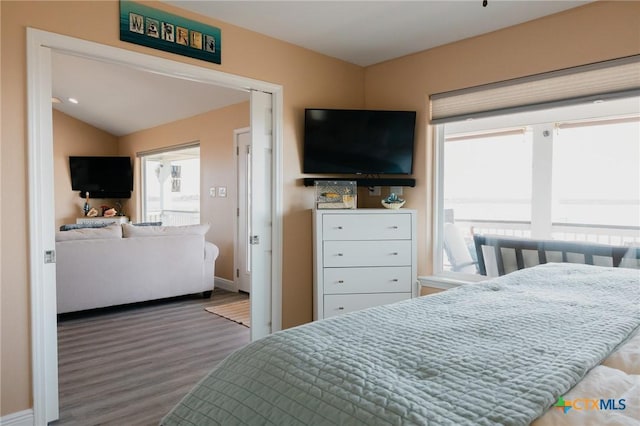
[27,28,283,424]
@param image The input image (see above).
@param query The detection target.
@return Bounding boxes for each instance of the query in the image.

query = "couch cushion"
[122,223,210,238]
[56,223,123,242]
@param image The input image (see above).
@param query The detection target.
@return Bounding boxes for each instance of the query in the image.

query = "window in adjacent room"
[139,144,200,226]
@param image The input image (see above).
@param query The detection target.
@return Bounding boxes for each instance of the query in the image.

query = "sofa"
[55,223,219,314]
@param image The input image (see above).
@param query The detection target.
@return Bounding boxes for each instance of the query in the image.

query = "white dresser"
[313,209,417,320]
[76,216,129,225]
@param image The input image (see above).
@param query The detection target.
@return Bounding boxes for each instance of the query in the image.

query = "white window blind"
[431,55,640,123]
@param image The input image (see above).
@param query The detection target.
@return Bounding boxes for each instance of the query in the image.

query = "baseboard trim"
[0,409,34,426]
[215,277,237,292]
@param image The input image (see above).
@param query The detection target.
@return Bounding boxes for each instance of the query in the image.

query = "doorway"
[235,128,251,294]
[27,28,283,424]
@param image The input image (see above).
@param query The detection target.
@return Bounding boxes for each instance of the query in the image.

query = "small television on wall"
[69,156,133,198]
[303,108,417,175]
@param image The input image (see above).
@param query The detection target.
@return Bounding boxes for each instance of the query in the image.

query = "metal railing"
[443,219,639,275]
[454,219,640,246]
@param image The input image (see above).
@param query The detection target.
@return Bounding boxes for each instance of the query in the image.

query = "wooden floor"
[52,289,250,426]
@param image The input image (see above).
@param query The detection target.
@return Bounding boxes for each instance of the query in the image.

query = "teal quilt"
[162,263,640,425]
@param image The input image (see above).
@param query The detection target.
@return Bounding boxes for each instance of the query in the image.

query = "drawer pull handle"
[391,252,398,256]
[337,226,343,229]
[338,306,345,310]
[391,226,399,229]
[338,280,344,284]
[336,253,344,256]
[392,279,399,282]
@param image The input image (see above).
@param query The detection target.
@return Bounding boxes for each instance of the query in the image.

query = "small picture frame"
[129,13,144,34]
[146,18,160,38]
[190,31,202,49]
[315,181,357,209]
[176,27,189,46]
[204,35,216,53]
[161,22,175,42]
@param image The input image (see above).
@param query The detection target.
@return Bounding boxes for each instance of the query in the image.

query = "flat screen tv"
[69,156,133,198]
[303,109,416,175]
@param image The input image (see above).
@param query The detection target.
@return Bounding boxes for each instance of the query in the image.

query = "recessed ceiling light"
[68,97,79,104]
[593,99,605,104]
[51,97,62,104]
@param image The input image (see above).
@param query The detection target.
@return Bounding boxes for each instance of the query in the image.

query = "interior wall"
[53,109,120,228]
[118,102,250,282]
[1,0,364,415]
[363,0,640,277]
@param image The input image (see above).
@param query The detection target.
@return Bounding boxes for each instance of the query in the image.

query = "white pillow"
[56,223,123,242]
[122,223,210,238]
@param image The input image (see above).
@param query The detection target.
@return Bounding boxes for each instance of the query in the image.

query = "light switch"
[217,186,227,197]
[209,187,216,197]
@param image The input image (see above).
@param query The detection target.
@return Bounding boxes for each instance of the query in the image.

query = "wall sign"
[119,1,221,65]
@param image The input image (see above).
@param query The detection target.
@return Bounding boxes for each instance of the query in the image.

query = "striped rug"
[206,300,250,328]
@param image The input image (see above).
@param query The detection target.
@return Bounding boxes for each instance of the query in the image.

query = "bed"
[162,263,639,425]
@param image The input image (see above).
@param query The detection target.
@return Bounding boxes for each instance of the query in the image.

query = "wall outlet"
[209,187,216,197]
[217,186,227,197]
[368,186,381,196]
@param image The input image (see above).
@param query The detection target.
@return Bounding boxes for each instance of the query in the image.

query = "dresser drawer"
[324,293,411,318]
[323,267,412,294]
[322,213,411,240]
[323,240,411,267]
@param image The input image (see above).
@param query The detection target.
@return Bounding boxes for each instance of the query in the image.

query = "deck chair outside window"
[443,223,478,274]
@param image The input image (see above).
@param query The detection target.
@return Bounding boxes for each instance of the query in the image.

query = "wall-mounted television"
[303,108,416,175]
[69,156,133,198]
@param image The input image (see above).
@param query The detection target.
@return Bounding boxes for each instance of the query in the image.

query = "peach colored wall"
[118,102,250,281]
[1,0,363,415]
[53,109,120,228]
[363,1,640,278]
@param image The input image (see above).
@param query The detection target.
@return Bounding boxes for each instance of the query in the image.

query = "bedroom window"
[139,144,200,226]
[430,56,640,281]
[434,99,640,280]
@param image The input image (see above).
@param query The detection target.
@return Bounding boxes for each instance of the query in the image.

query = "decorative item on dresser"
[76,216,129,225]
[313,209,418,320]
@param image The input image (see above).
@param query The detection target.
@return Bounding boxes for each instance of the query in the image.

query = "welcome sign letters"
[119,1,221,65]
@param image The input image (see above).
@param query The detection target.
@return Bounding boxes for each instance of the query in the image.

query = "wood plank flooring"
[52,289,250,426]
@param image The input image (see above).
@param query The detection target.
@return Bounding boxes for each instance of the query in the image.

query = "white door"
[249,90,273,341]
[236,129,251,293]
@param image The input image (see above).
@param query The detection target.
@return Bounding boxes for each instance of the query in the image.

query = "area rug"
[205,300,250,328]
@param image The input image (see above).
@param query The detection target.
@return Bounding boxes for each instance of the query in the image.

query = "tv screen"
[303,109,416,175]
[69,156,133,198]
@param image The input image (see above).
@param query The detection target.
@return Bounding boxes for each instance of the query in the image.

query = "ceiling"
[52,1,592,137]
[52,52,250,137]
[165,1,593,67]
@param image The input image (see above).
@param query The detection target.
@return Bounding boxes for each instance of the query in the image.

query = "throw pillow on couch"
[56,223,123,241]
